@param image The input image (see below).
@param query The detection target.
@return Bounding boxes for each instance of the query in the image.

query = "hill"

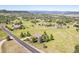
[30,11,79,14]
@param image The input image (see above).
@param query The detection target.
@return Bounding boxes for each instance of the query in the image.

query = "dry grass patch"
[2,40,30,53]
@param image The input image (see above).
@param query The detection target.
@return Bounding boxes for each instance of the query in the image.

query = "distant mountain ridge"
[0,10,79,14]
[29,11,79,14]
[0,10,31,14]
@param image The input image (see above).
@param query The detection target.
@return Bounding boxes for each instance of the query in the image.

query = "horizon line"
[0,9,79,12]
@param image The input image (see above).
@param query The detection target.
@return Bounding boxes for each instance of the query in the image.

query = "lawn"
[6,19,79,53]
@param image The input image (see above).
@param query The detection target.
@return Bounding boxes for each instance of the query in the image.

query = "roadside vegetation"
[0,29,7,40]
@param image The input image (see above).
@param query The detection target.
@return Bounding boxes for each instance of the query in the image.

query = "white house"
[12,23,22,29]
[34,33,42,43]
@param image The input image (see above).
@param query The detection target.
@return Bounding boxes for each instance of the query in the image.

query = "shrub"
[67,26,70,28]
[45,24,52,27]
[21,25,25,29]
[76,28,79,32]
[20,32,26,38]
[74,45,79,53]
[19,21,23,24]
[26,31,31,37]
[31,37,37,43]
[50,34,54,40]
[5,26,14,31]
[74,24,79,28]
[43,44,47,48]
[31,20,37,24]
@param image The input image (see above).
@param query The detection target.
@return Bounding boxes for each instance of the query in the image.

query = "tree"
[5,26,14,31]
[20,32,26,38]
[41,31,50,42]
[31,36,37,43]
[76,28,79,32]
[26,31,31,37]
[19,21,23,24]
[31,20,37,24]
[21,25,25,29]
[50,34,54,40]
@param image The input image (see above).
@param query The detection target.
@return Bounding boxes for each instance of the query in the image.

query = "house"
[34,33,42,43]
[12,23,22,29]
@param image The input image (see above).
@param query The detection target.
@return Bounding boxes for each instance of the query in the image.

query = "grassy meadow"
[6,19,79,53]
[0,29,7,40]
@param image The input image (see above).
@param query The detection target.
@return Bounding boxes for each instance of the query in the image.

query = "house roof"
[34,33,42,38]
[13,24,21,29]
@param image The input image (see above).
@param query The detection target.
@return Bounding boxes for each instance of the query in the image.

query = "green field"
[0,29,7,40]
[6,19,79,53]
[30,28,79,53]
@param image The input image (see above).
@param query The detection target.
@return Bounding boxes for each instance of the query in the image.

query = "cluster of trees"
[21,14,75,25]
[20,32,27,38]
[45,24,53,27]
[73,22,79,32]
[0,15,16,23]
[32,31,54,43]
[20,31,54,44]
[74,24,79,28]
[20,25,25,29]
[56,20,66,26]
[41,31,54,42]
[20,31,31,38]
[31,20,39,24]
[5,26,14,31]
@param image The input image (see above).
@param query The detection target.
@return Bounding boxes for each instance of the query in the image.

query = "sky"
[0,5,79,11]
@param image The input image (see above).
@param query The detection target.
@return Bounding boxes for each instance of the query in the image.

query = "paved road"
[1,25,42,53]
